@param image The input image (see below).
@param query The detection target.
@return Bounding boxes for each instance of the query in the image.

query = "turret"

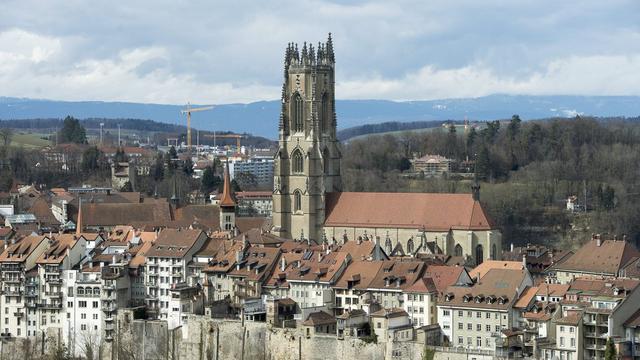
[219,160,236,231]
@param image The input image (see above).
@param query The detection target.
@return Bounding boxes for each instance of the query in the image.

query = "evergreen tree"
[58,116,87,144]
[114,147,128,163]
[81,146,103,171]
[201,166,220,194]
[182,158,194,176]
[604,337,617,360]
[152,152,164,181]
[475,146,491,180]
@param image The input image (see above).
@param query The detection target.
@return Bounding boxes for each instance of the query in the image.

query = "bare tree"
[0,128,13,147]
[78,330,100,360]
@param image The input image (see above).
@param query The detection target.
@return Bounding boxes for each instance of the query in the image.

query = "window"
[476,337,482,347]
[292,150,304,174]
[476,324,481,331]
[67,301,73,308]
[458,311,463,317]
[560,326,564,332]
[467,311,472,317]
[570,338,575,347]
[79,301,87,308]
[320,93,330,132]
[377,322,381,329]
[294,190,302,213]
[486,313,490,319]
[92,301,98,308]
[458,323,463,330]
[467,323,472,330]
[291,93,304,133]
[443,310,450,316]
[569,327,574,333]
[81,324,87,331]
[458,336,463,345]
[560,337,564,346]
[476,312,481,318]
[81,314,86,319]
[486,325,491,332]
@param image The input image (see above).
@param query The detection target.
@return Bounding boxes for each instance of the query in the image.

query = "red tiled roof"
[324,192,494,231]
[553,239,640,275]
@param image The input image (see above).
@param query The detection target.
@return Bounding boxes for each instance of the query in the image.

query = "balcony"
[147,282,158,288]
[104,316,114,322]
[585,343,605,351]
[45,291,62,298]
[3,290,23,296]
[101,303,117,312]
[103,283,116,291]
[3,277,24,284]
[13,310,24,317]
[105,335,114,342]
[38,302,62,309]
[46,278,62,285]
[104,323,115,331]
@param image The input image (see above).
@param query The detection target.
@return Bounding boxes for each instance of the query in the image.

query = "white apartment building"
[437,267,532,352]
[0,235,50,338]
[64,268,103,356]
[36,235,86,340]
[145,229,208,323]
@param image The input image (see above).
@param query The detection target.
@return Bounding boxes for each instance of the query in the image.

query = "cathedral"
[271,34,501,265]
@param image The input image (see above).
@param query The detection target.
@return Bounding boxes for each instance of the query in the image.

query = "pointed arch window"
[385,238,392,254]
[454,244,463,257]
[320,93,330,133]
[293,190,302,212]
[323,148,330,174]
[407,239,414,254]
[292,150,304,174]
[292,93,304,133]
[476,245,484,266]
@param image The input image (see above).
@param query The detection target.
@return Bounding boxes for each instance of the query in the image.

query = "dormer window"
[444,293,454,302]
[463,294,472,302]
[475,294,485,303]
[498,295,508,305]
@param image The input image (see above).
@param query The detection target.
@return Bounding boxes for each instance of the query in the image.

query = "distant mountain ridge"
[2,95,640,139]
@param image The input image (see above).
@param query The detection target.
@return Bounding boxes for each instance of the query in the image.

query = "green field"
[9,132,51,149]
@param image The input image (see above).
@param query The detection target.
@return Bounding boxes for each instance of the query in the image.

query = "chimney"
[357,236,362,245]
[235,251,242,264]
[476,274,480,285]
[318,253,322,262]
[280,257,286,271]
[596,234,602,247]
[510,243,514,252]
[522,254,527,269]
[112,255,117,264]
[243,234,248,249]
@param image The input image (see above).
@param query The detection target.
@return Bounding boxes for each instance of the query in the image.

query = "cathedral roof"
[324,192,495,231]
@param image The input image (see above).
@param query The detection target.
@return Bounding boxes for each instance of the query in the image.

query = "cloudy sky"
[1,0,639,104]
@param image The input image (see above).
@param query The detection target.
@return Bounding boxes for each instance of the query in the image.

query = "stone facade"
[272,35,342,243]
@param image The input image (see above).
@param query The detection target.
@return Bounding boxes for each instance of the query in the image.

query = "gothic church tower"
[272,34,341,243]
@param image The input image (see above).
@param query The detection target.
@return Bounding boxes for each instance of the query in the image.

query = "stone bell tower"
[271,34,342,243]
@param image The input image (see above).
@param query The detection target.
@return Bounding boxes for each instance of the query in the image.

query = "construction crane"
[203,133,244,149]
[181,104,213,150]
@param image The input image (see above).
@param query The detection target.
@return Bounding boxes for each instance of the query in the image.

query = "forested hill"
[340,116,640,249]
[2,95,640,139]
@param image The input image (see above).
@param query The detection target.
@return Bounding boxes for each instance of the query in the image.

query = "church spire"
[220,160,235,208]
[326,33,335,63]
[76,198,83,236]
[170,175,179,207]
